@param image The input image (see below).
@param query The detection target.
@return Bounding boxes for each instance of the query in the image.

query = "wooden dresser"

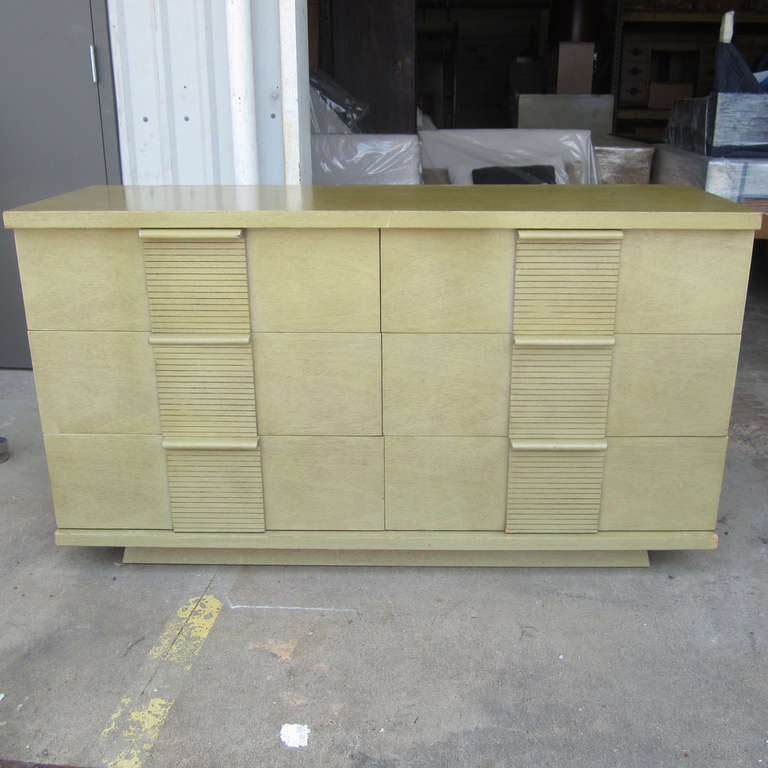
[4,185,759,566]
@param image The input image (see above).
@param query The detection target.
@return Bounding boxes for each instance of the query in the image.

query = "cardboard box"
[556,42,594,94]
[647,82,693,110]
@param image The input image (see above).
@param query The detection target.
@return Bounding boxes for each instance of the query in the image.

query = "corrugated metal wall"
[107,0,287,185]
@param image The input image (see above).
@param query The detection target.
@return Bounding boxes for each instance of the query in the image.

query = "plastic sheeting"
[593,135,655,185]
[311,134,422,185]
[652,143,768,202]
[417,108,437,131]
[419,129,598,184]
[309,69,369,133]
[310,87,351,134]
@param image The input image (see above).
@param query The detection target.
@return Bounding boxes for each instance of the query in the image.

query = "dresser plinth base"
[123,547,650,567]
[56,528,715,565]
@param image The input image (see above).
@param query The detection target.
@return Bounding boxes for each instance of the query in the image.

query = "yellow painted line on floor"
[101,697,173,768]
[148,594,222,670]
[100,593,222,768]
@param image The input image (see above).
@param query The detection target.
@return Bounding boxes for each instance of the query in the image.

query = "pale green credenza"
[3,185,759,566]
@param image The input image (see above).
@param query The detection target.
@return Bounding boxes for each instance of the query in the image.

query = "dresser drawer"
[608,334,741,437]
[254,333,382,435]
[45,435,171,530]
[385,437,508,531]
[381,229,514,333]
[601,437,728,530]
[617,230,753,334]
[248,229,380,332]
[28,331,159,435]
[15,230,148,331]
[261,437,384,530]
[383,334,511,436]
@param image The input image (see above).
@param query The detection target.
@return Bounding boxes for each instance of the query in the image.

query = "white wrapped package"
[419,129,598,184]
[652,143,768,202]
[311,134,422,185]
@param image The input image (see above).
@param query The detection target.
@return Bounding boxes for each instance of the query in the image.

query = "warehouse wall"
[107,0,308,184]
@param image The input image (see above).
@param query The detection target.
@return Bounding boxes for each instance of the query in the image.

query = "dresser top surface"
[4,184,760,230]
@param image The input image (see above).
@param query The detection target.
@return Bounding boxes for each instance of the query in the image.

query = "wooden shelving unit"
[612,4,768,140]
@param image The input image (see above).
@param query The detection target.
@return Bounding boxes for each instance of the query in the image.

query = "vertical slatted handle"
[506,231,623,533]
[141,230,265,534]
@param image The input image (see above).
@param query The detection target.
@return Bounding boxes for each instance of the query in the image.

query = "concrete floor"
[1,292,767,768]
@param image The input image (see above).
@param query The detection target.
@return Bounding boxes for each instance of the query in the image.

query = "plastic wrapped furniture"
[419,129,598,185]
[594,136,655,185]
[664,93,768,158]
[652,143,768,201]
[311,134,421,185]
[310,88,351,134]
[309,69,368,133]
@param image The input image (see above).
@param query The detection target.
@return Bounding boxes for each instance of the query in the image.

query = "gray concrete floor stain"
[1,294,767,768]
